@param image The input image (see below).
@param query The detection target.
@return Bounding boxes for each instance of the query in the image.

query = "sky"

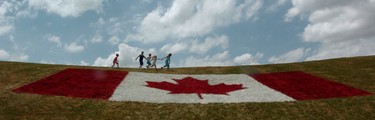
[1,0,375,68]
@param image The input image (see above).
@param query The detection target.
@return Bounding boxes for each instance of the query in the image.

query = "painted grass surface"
[12,68,128,99]
[1,56,375,119]
[250,71,372,100]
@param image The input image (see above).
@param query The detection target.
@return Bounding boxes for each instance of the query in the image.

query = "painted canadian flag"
[13,68,371,103]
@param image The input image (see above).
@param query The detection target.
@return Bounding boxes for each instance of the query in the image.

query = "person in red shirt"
[112,53,119,68]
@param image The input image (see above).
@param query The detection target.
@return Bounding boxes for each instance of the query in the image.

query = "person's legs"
[139,61,143,68]
[161,60,166,69]
[162,60,170,70]
[151,61,156,69]
[146,61,151,69]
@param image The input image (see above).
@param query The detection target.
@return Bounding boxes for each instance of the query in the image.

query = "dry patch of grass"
[1,56,374,119]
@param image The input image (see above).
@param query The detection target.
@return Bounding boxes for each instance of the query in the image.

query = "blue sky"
[1,0,375,68]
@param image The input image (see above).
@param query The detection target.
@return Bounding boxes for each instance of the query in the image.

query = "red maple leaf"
[145,77,246,99]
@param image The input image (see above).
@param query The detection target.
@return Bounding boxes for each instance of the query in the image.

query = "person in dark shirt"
[135,51,146,69]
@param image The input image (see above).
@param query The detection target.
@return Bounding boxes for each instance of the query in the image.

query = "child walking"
[160,53,172,70]
[135,51,146,69]
[111,53,119,69]
[146,53,152,69]
[149,55,158,70]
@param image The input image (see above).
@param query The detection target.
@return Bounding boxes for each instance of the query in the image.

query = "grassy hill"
[1,56,374,119]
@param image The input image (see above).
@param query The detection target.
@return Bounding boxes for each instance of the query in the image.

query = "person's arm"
[135,55,139,60]
[159,56,166,60]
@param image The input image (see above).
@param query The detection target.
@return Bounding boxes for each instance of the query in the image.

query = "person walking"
[135,51,146,69]
[160,53,172,70]
[111,53,120,69]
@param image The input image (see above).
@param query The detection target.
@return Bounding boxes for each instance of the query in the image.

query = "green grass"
[1,56,374,119]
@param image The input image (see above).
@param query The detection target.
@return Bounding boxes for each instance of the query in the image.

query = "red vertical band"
[13,68,128,99]
[250,71,371,100]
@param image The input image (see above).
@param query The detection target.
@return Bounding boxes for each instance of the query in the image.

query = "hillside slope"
[1,56,374,119]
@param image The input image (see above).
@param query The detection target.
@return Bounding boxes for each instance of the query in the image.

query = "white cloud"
[108,35,120,45]
[159,35,229,54]
[80,60,89,66]
[189,35,228,54]
[182,51,232,67]
[0,24,14,36]
[285,0,375,61]
[181,51,263,67]
[267,0,288,12]
[44,34,61,47]
[0,49,29,62]
[1,0,36,19]
[234,52,263,65]
[40,60,56,64]
[242,0,263,19]
[91,34,102,43]
[141,0,153,4]
[64,43,84,53]
[0,1,10,19]
[107,17,125,36]
[91,17,127,43]
[28,0,104,17]
[303,6,375,43]
[160,42,188,54]
[0,49,10,60]
[92,17,125,36]
[269,48,310,63]
[0,1,35,36]
[306,39,375,61]
[130,0,263,43]
[285,0,359,21]
[9,53,29,62]
[98,17,105,25]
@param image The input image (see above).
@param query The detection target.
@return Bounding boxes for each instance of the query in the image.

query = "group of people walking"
[111,51,172,70]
